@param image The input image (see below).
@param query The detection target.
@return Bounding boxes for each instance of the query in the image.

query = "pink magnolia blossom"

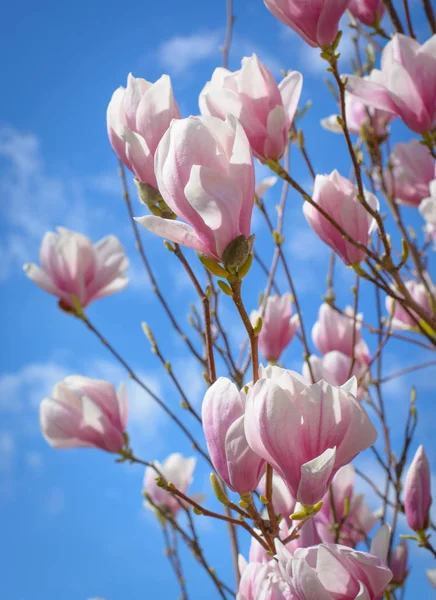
[107,73,180,188]
[303,170,379,266]
[200,55,302,162]
[404,445,432,531]
[202,377,265,494]
[385,140,435,207]
[251,294,300,362]
[312,303,370,363]
[237,557,291,600]
[256,176,278,200]
[264,0,350,48]
[136,115,255,265]
[258,471,296,523]
[40,376,128,452]
[24,228,128,309]
[276,524,393,599]
[348,0,385,27]
[303,352,369,400]
[144,453,196,516]
[244,367,377,506]
[322,79,392,138]
[386,280,435,330]
[390,540,408,585]
[317,465,378,547]
[346,34,436,134]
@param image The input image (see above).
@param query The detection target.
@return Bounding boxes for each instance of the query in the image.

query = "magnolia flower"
[303,352,369,400]
[264,0,350,48]
[244,366,377,506]
[251,294,299,362]
[317,465,378,546]
[107,73,180,188]
[303,170,379,266]
[200,55,302,162]
[136,115,255,268]
[385,140,435,207]
[144,453,197,516]
[40,376,128,452]
[24,228,128,309]
[386,281,435,330]
[348,0,385,27]
[276,524,393,599]
[390,540,408,586]
[346,34,436,134]
[202,378,265,494]
[321,79,392,138]
[404,445,432,532]
[312,303,370,363]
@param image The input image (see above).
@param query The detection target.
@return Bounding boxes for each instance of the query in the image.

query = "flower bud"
[404,445,432,532]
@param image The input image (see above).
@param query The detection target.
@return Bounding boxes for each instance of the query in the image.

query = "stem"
[231,279,259,383]
[222,0,235,68]
[402,0,416,38]
[422,0,436,33]
[382,0,405,32]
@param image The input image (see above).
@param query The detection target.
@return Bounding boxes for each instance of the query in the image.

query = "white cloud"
[157,31,221,75]
[0,432,15,472]
[0,126,107,281]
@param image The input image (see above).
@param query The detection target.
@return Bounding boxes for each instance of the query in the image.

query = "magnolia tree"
[23,0,436,598]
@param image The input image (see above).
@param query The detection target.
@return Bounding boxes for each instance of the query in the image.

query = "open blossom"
[317,465,378,546]
[200,55,302,162]
[303,352,369,400]
[238,557,290,600]
[312,303,370,363]
[202,378,265,494]
[404,445,432,532]
[144,454,196,516]
[390,540,408,586]
[264,0,350,48]
[385,140,435,207]
[24,228,128,309]
[40,376,128,452]
[107,73,180,188]
[322,79,392,138]
[251,294,300,362]
[303,170,379,266]
[136,115,255,267]
[276,524,393,599]
[346,34,436,134]
[244,366,377,506]
[348,0,385,27]
[386,280,435,329]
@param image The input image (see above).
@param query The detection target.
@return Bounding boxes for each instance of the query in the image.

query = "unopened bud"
[222,235,255,270]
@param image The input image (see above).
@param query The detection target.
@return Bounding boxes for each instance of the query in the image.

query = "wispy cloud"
[157,31,221,75]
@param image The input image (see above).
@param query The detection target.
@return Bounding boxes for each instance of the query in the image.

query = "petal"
[297,447,337,506]
[279,71,303,125]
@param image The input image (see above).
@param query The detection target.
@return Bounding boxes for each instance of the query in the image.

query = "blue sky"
[1,0,436,598]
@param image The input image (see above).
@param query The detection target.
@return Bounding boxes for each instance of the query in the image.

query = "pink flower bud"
[40,376,128,452]
[347,34,436,134]
[202,378,265,494]
[143,453,196,516]
[244,367,377,505]
[317,465,377,546]
[24,228,128,309]
[276,524,393,599]
[348,0,385,27]
[390,540,408,585]
[404,445,432,531]
[303,351,369,400]
[107,73,180,188]
[200,55,302,162]
[136,115,255,265]
[386,280,435,330]
[385,140,435,207]
[251,294,300,362]
[303,170,379,266]
[312,303,370,360]
[264,0,350,48]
